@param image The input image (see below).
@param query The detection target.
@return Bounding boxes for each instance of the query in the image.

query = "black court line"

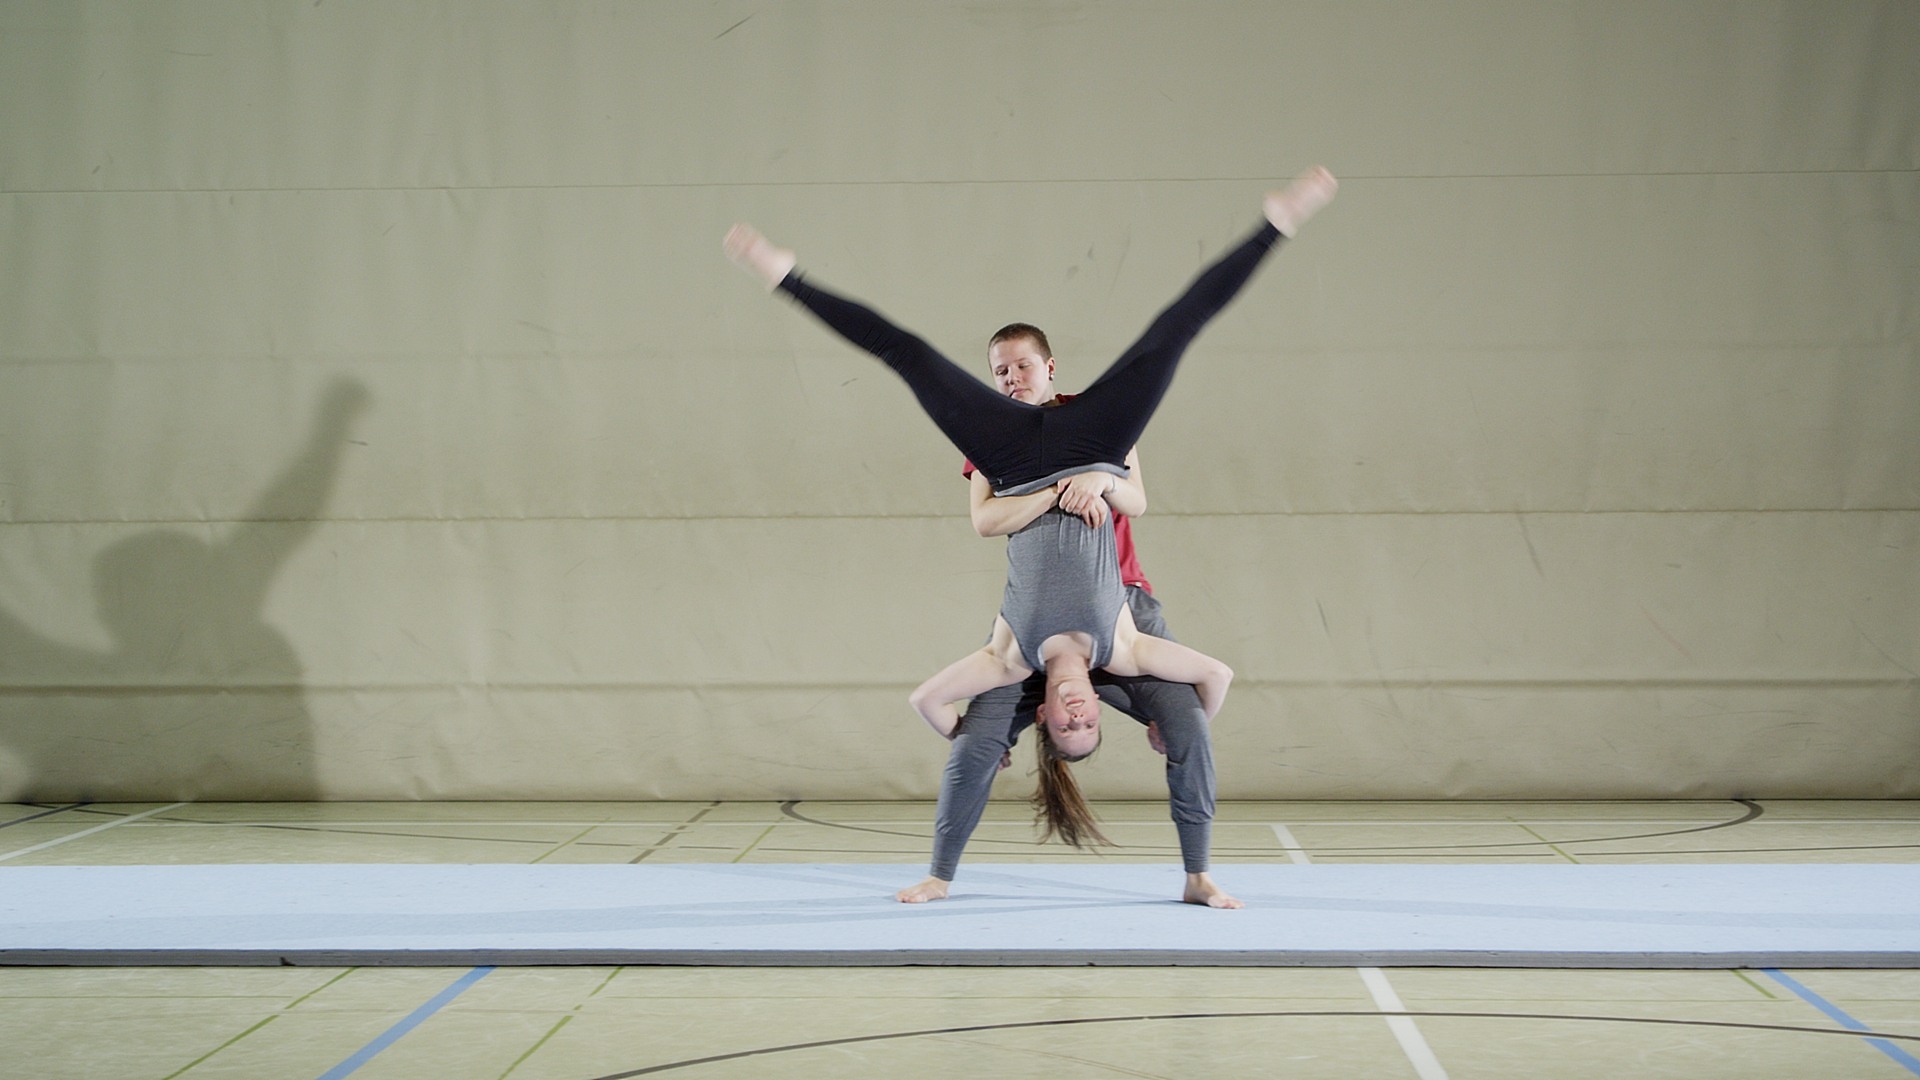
[1250,799,1768,852]
[780,800,933,840]
[780,800,1168,853]
[17,807,685,852]
[779,798,1769,856]
[585,1008,1920,1078]
[23,799,1775,856]
[1184,799,1773,854]
[149,820,562,846]
[0,804,86,830]
[629,803,720,864]
[22,802,123,821]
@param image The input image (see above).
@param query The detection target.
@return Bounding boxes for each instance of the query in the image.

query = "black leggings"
[777,221,1282,494]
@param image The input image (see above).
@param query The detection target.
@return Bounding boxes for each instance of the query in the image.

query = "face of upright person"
[1040,676,1101,758]
[988,337,1056,404]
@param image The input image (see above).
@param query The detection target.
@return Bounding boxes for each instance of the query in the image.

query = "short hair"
[988,322,1052,358]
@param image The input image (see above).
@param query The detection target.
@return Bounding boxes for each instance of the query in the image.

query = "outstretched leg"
[1045,169,1337,473]
[724,224,1043,488]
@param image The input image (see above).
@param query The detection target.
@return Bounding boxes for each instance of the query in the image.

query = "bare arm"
[1106,447,1146,518]
[969,470,1059,537]
[1054,447,1145,523]
[908,638,1032,738]
[1120,634,1233,721]
[983,460,1141,536]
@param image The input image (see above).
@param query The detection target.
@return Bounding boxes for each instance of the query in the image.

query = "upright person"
[897,324,1245,907]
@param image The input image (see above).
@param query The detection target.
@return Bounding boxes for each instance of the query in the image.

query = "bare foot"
[1183,871,1243,909]
[896,876,952,903]
[723,223,798,291]
[1263,167,1338,238]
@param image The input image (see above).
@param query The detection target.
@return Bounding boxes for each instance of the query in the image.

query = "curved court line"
[584,1007,1920,1078]
[75,796,1901,867]
[779,800,936,840]
[1210,799,1768,855]
[779,798,1770,858]
[777,800,1160,855]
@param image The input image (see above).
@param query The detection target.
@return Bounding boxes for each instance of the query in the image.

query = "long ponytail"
[1030,725,1112,849]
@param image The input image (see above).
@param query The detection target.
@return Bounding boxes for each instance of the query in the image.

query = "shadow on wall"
[0,379,371,802]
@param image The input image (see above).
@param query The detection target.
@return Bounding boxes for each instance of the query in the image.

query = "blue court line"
[1763,969,1920,1076]
[314,966,494,1080]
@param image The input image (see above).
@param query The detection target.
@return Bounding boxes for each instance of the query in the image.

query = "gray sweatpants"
[929,586,1216,880]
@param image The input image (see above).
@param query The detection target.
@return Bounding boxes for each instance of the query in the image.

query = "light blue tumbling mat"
[3,863,1916,967]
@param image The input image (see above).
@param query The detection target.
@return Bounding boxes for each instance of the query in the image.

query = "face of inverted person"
[1040,676,1100,758]
[988,338,1056,404]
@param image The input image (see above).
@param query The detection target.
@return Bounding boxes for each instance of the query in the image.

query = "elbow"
[907,682,940,720]
[971,513,1008,538]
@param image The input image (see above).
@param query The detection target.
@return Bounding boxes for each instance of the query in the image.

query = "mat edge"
[5,949,1917,968]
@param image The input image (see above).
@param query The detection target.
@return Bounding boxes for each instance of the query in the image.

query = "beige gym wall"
[1,1,1914,801]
